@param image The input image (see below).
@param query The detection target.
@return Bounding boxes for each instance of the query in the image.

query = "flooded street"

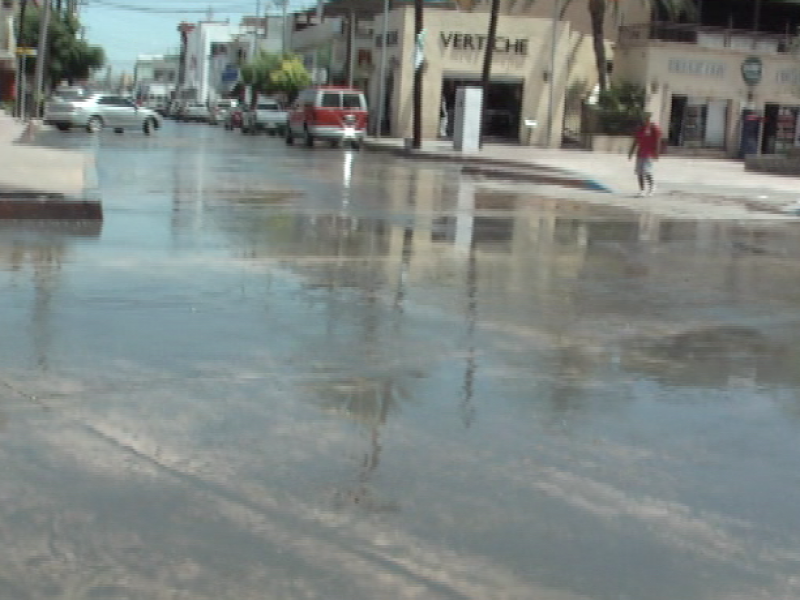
[2,122,800,600]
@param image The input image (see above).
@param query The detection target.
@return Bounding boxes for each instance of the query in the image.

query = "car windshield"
[257,103,279,110]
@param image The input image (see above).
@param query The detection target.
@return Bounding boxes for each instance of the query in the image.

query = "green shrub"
[590,82,646,135]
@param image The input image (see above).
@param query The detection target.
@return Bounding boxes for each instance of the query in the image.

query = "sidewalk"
[0,111,93,198]
[365,137,800,220]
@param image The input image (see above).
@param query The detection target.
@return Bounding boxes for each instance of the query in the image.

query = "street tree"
[240,52,311,103]
[18,4,105,87]
[270,56,312,100]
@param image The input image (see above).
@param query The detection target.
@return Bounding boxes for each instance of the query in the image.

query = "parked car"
[286,86,368,148]
[241,98,287,135]
[209,99,238,125]
[179,102,210,122]
[166,100,185,118]
[44,93,161,134]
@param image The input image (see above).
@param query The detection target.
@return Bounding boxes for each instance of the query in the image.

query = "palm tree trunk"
[412,0,423,148]
[480,0,501,146]
[589,0,607,91]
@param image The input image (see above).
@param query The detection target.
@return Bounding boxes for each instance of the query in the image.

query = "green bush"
[590,82,646,135]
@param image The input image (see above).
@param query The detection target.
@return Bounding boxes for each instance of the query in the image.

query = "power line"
[85,0,310,13]
[85,0,262,13]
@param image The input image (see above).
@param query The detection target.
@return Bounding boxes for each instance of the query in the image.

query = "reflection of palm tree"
[317,375,405,512]
[461,247,477,428]
[0,237,67,370]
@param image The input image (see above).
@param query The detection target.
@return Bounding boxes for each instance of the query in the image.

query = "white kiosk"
[453,87,483,152]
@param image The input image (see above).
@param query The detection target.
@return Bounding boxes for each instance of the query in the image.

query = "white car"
[179,102,211,122]
[44,93,161,134]
[241,99,287,135]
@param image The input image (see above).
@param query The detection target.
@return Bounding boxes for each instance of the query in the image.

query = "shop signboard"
[741,56,763,86]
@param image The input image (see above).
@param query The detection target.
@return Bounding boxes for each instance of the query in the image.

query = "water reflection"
[0,222,100,370]
[621,325,795,389]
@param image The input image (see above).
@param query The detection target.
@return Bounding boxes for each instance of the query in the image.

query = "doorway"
[441,76,523,141]
[761,103,779,154]
[668,95,728,148]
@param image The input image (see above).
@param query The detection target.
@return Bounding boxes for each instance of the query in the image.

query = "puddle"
[3,122,800,600]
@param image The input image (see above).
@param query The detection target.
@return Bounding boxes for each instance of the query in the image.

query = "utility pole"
[546,0,560,147]
[311,0,323,84]
[375,0,390,137]
[273,0,288,55]
[32,0,53,118]
[479,0,500,147]
[411,0,423,149]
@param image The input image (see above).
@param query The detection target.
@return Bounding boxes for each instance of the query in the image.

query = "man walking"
[629,112,662,197]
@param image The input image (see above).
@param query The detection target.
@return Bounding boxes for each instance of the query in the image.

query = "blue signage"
[221,65,239,83]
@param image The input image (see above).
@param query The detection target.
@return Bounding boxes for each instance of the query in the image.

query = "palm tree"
[560,0,699,91]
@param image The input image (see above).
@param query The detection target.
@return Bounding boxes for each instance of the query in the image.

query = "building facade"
[134,54,180,86]
[289,0,651,145]
[177,16,288,103]
[0,0,18,103]
[180,20,240,103]
[615,23,800,156]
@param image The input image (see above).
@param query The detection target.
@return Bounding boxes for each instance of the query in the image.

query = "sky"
[81,0,312,72]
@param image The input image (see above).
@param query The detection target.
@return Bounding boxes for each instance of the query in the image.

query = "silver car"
[44,93,161,134]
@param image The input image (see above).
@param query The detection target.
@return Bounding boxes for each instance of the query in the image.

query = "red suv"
[286,86,368,148]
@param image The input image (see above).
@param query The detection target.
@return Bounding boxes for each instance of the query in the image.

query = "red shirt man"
[629,114,662,196]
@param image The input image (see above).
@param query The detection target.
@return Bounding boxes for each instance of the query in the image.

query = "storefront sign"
[668,58,725,78]
[440,32,529,55]
[777,68,800,86]
[741,56,763,86]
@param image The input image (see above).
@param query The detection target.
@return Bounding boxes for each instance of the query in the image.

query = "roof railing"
[619,22,796,54]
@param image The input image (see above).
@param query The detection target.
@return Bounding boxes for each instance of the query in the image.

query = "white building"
[179,16,289,103]
[181,21,241,103]
[134,54,180,86]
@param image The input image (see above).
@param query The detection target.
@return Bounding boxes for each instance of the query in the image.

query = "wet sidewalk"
[365,137,800,217]
[0,111,94,198]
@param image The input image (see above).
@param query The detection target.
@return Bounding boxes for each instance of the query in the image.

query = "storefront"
[366,7,601,145]
[615,31,800,156]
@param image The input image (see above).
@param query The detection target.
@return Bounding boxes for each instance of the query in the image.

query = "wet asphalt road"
[2,121,800,600]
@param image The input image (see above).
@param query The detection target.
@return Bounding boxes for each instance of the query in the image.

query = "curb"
[362,140,613,193]
[461,165,612,193]
[0,194,103,220]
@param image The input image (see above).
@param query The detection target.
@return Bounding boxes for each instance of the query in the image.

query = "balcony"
[619,22,794,55]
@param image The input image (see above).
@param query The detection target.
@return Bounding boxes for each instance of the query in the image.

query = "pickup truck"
[241,99,287,135]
